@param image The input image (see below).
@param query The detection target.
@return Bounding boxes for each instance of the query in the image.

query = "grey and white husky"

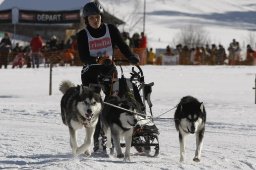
[59,80,102,156]
[174,96,206,162]
[102,96,138,161]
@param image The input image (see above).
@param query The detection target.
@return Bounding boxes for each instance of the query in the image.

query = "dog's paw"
[180,157,184,162]
[84,150,91,157]
[76,146,86,155]
[72,148,78,156]
[193,157,200,162]
[123,156,131,162]
[117,153,124,158]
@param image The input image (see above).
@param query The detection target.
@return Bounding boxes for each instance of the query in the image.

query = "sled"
[100,64,160,157]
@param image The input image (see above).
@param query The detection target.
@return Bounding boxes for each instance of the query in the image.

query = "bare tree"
[247,31,256,48]
[123,0,143,33]
[103,0,143,33]
[173,25,211,48]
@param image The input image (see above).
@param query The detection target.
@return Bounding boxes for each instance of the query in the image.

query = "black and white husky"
[59,80,102,156]
[174,96,206,162]
[102,96,138,161]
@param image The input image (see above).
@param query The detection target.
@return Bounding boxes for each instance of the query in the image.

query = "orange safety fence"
[41,49,81,66]
[3,48,147,66]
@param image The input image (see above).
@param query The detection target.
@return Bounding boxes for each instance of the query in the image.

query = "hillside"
[101,0,256,48]
[1,0,256,48]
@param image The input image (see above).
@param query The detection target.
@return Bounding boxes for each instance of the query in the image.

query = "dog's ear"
[200,102,204,113]
[179,104,183,112]
[96,93,103,103]
[79,85,83,95]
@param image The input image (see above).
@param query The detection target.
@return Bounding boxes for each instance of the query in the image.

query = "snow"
[0,65,256,170]
[1,0,256,169]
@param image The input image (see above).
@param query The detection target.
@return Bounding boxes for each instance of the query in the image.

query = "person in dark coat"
[77,1,140,153]
[0,32,12,69]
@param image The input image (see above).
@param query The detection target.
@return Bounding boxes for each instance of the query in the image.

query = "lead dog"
[102,96,138,161]
[174,96,206,162]
[59,80,102,156]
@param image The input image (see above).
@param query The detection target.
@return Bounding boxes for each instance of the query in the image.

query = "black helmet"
[83,2,104,17]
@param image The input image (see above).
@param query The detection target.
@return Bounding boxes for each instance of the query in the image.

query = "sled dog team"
[60,80,206,162]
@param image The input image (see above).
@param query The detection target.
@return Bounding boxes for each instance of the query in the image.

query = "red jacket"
[30,36,43,53]
[139,35,147,48]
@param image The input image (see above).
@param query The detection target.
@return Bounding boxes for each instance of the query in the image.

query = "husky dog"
[174,96,206,162]
[102,96,138,161]
[59,80,102,156]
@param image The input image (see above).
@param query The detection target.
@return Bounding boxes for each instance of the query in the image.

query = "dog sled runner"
[100,64,160,157]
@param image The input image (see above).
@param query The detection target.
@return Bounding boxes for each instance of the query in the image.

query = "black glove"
[128,54,140,65]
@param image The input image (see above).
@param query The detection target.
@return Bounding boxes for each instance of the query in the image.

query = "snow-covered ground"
[0,65,256,170]
[1,0,256,169]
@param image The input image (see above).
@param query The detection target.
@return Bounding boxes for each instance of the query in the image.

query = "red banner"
[0,9,12,24]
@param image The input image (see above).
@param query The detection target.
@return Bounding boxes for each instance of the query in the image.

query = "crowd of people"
[0,32,77,69]
[143,39,256,66]
[1,31,256,69]
[118,32,256,66]
[121,31,147,49]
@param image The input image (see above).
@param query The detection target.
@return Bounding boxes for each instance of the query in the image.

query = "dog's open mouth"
[187,127,195,134]
[81,114,93,123]
[85,116,92,122]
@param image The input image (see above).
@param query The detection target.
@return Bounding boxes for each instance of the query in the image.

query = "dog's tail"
[59,80,75,94]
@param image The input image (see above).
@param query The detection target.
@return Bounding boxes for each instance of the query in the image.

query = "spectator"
[216,44,226,65]
[230,39,237,49]
[49,35,58,51]
[131,32,140,48]
[139,32,147,48]
[180,45,190,65]
[65,36,73,49]
[194,47,203,65]
[200,46,206,64]
[228,39,240,65]
[122,32,131,47]
[12,43,22,53]
[245,44,255,65]
[234,42,241,65]
[204,44,211,65]
[210,44,217,65]
[0,32,12,69]
[30,34,43,68]
[12,52,25,68]
[162,45,178,65]
[23,46,32,68]
[190,48,196,64]
[147,48,156,64]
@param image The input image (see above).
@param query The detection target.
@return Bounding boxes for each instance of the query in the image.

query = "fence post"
[49,63,53,96]
[253,75,256,104]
